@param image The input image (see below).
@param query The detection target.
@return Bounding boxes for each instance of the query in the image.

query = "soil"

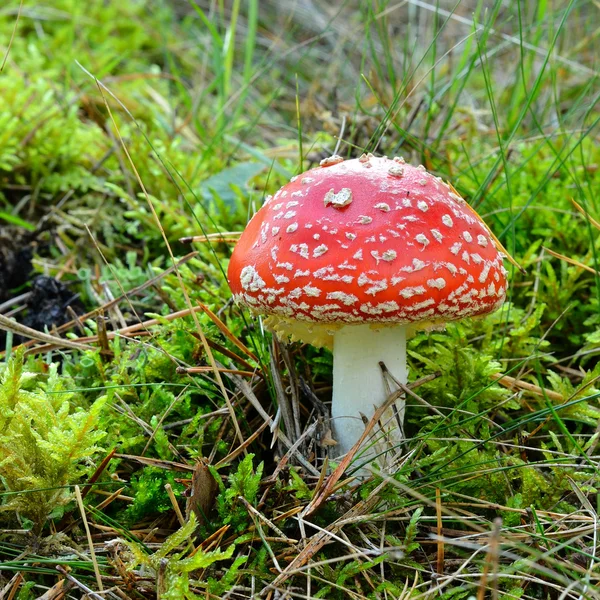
[0,228,85,345]
[0,227,34,302]
[20,276,85,335]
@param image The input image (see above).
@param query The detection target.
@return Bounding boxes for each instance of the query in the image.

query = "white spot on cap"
[443,262,458,275]
[399,286,426,299]
[415,234,429,248]
[360,301,400,314]
[286,223,298,233]
[358,273,388,295]
[320,155,344,167]
[417,201,428,212]
[409,298,435,311]
[294,269,310,278]
[275,274,290,284]
[370,249,397,264]
[431,229,443,242]
[463,231,473,243]
[284,210,296,219]
[324,187,353,208]
[479,263,491,283]
[477,234,488,247]
[353,249,363,260]
[240,266,265,292]
[442,214,453,227]
[401,258,427,273]
[304,285,321,297]
[374,202,390,212]
[291,243,309,259]
[388,165,404,177]
[418,179,428,186]
[271,227,280,236]
[450,242,462,255]
[327,291,358,305]
[345,232,356,241]
[313,244,328,257]
[339,261,356,270]
[427,277,446,289]
[356,215,373,225]
[301,177,314,184]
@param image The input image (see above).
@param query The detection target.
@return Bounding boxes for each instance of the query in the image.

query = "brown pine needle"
[197,300,259,362]
[178,366,258,378]
[1,0,23,72]
[0,314,94,353]
[74,485,103,593]
[165,483,186,527]
[491,373,563,401]
[543,247,599,275]
[180,231,242,243]
[570,197,600,231]
[436,488,445,576]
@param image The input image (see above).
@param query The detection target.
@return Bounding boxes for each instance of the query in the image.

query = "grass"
[0,0,599,598]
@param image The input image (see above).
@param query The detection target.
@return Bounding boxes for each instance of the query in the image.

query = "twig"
[491,372,563,401]
[55,566,105,600]
[180,231,242,243]
[270,343,298,446]
[165,483,186,527]
[436,488,445,576]
[263,479,387,593]
[0,292,31,314]
[1,574,23,600]
[476,518,502,600]
[0,314,94,352]
[226,373,320,476]
[1,0,23,71]
[74,485,104,592]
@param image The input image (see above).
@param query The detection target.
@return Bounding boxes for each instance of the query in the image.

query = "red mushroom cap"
[228,155,507,346]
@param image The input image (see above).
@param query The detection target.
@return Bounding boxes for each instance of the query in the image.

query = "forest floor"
[0,1,599,598]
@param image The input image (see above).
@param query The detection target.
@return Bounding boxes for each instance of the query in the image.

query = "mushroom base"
[331,324,407,468]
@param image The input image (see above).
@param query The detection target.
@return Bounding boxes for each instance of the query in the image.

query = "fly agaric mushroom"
[228,154,507,462]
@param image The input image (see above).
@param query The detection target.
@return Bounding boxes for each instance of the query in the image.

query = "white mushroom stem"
[331,324,407,461]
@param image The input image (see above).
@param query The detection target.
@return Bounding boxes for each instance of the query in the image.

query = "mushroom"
[228,154,508,464]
